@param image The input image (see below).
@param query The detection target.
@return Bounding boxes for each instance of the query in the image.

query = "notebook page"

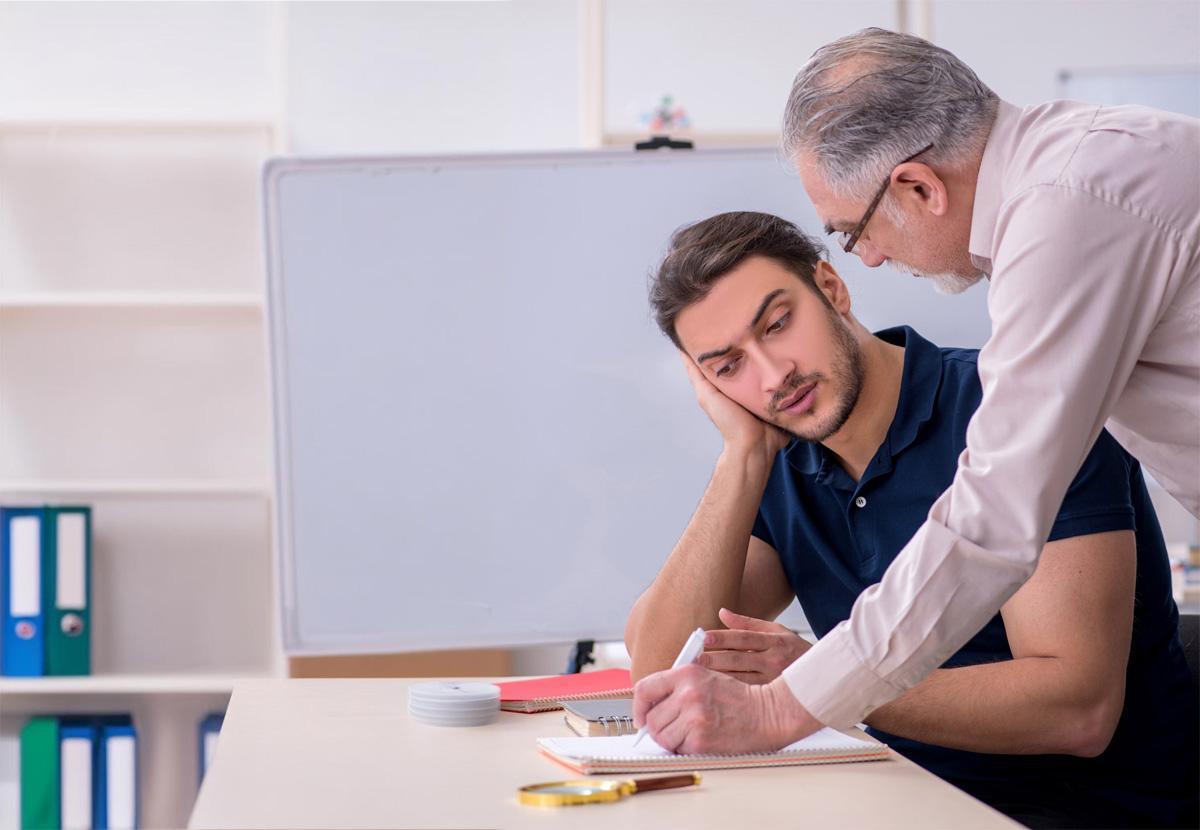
[539,727,875,761]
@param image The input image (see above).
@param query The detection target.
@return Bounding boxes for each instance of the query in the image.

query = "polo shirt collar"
[783,326,942,481]
[877,326,941,457]
[968,99,1022,275]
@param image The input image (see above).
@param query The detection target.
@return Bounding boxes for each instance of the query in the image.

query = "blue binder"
[96,716,138,830]
[198,711,225,787]
[58,718,97,830]
[1,506,46,676]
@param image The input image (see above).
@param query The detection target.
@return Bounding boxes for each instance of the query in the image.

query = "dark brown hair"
[650,211,828,349]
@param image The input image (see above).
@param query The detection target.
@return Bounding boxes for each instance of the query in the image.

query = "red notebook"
[496,668,633,713]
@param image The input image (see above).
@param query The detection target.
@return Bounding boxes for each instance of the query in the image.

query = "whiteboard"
[264,147,990,655]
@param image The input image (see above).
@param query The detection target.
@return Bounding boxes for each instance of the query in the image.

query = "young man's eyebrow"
[695,345,733,364]
[749,288,786,328]
[694,288,788,364]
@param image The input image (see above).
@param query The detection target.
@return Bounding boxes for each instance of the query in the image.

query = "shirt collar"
[783,326,942,480]
[877,326,941,457]
[968,99,1022,275]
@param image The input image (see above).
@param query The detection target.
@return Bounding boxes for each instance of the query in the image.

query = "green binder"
[42,506,92,675]
[20,716,59,830]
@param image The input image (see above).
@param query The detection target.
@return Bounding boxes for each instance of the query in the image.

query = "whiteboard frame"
[263,146,795,656]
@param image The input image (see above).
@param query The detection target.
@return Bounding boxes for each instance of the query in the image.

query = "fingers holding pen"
[632,663,710,751]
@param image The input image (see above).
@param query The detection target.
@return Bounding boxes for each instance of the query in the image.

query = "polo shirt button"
[854,496,867,508]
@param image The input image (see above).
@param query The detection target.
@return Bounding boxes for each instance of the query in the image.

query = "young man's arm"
[864,529,1134,757]
[625,355,793,680]
[705,528,1135,756]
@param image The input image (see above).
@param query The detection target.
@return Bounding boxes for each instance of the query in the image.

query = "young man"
[627,211,1198,829]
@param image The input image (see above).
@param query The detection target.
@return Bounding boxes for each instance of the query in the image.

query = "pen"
[632,626,707,749]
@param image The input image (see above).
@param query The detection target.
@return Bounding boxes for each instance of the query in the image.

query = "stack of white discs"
[408,681,501,727]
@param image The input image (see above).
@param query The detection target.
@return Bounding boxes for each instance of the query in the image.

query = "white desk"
[189,679,1019,829]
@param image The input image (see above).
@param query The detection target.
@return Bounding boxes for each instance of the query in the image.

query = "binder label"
[106,733,138,828]
[56,513,87,610]
[61,734,94,829]
[10,517,41,617]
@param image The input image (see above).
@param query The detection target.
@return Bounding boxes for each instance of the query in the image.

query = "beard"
[887,258,985,296]
[766,313,865,443]
[876,203,986,295]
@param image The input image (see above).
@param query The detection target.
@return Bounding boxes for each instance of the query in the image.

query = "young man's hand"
[632,662,822,755]
[698,608,813,684]
[680,352,790,466]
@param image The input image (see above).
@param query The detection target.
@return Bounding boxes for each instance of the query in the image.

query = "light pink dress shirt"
[782,99,1200,728]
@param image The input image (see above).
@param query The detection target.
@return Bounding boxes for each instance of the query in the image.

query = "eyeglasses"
[839,142,935,254]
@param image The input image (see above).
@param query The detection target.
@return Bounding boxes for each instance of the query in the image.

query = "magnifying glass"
[518,772,700,807]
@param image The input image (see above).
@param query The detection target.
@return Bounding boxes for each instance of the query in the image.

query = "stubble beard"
[768,316,866,444]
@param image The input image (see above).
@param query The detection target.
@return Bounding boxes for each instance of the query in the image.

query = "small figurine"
[640,94,691,134]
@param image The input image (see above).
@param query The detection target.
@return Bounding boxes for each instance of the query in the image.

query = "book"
[20,717,60,830]
[2,507,46,677]
[19,715,137,830]
[199,712,225,785]
[59,719,96,830]
[97,716,138,830]
[537,728,889,774]
[562,698,636,737]
[43,506,92,676]
[496,668,633,713]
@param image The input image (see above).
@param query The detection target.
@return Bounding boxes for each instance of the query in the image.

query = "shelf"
[0,480,272,497]
[0,673,273,695]
[0,119,276,134]
[0,292,264,309]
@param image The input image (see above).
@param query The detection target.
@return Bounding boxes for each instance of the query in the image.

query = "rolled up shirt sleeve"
[783,184,1176,728]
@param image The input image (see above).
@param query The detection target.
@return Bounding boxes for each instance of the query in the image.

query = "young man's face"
[674,255,865,443]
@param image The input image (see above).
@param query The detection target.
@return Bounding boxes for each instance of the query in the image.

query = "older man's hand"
[632,663,823,755]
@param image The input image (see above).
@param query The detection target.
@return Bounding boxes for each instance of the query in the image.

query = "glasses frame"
[841,142,935,254]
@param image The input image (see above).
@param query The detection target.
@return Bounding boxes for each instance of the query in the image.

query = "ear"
[893,162,949,217]
[813,261,852,316]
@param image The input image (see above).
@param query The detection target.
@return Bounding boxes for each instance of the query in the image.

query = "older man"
[633,28,1198,758]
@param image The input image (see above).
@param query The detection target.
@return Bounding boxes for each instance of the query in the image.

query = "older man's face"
[796,153,983,295]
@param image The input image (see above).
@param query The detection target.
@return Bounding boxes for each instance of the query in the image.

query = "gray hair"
[782,28,998,199]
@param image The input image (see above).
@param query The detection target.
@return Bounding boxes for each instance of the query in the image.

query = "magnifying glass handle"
[630,773,701,793]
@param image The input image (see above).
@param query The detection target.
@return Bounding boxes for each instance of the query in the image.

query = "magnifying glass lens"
[518,779,625,806]
[518,774,699,807]
[534,784,611,796]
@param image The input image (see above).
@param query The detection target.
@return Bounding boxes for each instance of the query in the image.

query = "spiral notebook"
[537,728,889,774]
[496,668,633,713]
[561,699,636,737]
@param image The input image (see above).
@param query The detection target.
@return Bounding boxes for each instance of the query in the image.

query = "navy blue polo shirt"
[752,327,1197,828]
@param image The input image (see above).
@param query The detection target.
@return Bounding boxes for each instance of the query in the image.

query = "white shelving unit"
[0,481,271,497]
[0,120,283,829]
[0,292,264,309]
[0,674,268,696]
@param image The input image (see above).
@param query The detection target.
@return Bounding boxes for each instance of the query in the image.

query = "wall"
[0,1,278,119]
[2,1,1196,680]
[935,0,1200,106]
[284,1,580,153]
[8,1,1197,136]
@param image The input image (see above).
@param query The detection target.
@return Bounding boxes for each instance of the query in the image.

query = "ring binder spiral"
[561,699,637,738]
